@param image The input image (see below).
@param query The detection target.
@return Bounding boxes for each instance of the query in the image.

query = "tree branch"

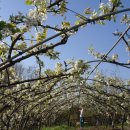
[8,34,22,60]
[0,36,68,71]
[0,8,130,69]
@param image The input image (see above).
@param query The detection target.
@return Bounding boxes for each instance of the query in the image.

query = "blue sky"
[0,0,130,79]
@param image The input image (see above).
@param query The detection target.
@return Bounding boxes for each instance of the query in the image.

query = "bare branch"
[8,34,22,60]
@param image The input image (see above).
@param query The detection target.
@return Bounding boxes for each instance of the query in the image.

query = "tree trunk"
[6,121,10,130]
[121,114,125,130]
[111,113,115,129]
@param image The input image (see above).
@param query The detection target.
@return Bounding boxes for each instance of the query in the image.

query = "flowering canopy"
[0,0,130,129]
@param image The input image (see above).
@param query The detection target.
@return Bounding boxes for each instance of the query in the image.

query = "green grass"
[42,125,75,130]
[42,125,113,130]
[41,124,130,130]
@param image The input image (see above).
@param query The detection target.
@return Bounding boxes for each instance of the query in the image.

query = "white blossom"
[112,54,118,61]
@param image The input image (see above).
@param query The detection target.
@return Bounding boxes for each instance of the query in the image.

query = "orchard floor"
[76,128,130,130]
[76,128,129,130]
[42,126,130,130]
[74,128,130,130]
[75,127,130,130]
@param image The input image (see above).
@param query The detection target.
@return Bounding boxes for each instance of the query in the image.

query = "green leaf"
[0,33,2,40]
[25,0,33,5]
[0,49,2,56]
[42,28,48,39]
[17,42,27,50]
[62,21,70,29]
[75,20,80,25]
[0,21,6,29]
[84,8,92,14]
[13,50,18,55]
[7,23,16,28]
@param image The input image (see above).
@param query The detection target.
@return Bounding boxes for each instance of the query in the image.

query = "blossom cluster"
[26,8,47,26]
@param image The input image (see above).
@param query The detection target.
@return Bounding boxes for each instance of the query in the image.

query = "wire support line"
[0,8,130,70]
[85,26,130,80]
[64,7,89,21]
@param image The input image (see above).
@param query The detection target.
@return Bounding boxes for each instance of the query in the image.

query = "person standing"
[79,107,84,130]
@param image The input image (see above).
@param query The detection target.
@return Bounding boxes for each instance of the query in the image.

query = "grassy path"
[42,125,130,130]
